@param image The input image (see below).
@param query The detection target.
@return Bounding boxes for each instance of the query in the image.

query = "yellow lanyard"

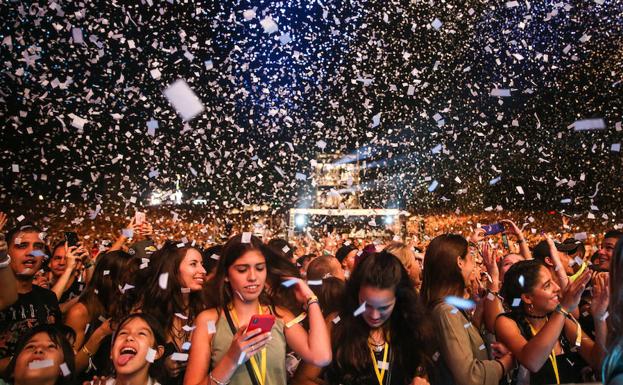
[229,304,267,385]
[368,331,390,385]
[568,262,587,283]
[528,319,560,384]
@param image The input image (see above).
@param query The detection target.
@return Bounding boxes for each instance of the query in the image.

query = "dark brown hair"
[420,234,468,308]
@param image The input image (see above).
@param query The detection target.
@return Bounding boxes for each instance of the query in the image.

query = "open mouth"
[194,276,204,284]
[245,285,260,291]
[117,346,137,366]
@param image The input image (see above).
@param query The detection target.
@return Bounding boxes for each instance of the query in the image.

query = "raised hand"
[559,270,591,312]
[591,273,609,320]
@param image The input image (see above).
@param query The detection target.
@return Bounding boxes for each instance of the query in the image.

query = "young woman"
[2,324,75,385]
[184,234,331,385]
[421,234,513,385]
[65,250,139,378]
[496,259,605,384]
[138,243,207,384]
[325,251,431,385]
[603,237,623,384]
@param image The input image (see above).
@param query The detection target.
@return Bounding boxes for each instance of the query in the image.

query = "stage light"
[384,215,394,225]
[295,214,307,228]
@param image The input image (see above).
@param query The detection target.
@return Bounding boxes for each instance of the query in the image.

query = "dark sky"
[1,0,621,217]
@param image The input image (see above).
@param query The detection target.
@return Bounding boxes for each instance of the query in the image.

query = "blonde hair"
[385,242,414,271]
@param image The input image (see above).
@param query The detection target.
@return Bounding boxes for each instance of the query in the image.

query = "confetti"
[159,273,169,289]
[60,362,71,376]
[146,348,157,363]
[28,359,54,369]
[445,296,476,310]
[353,302,366,317]
[163,79,205,121]
[171,352,189,362]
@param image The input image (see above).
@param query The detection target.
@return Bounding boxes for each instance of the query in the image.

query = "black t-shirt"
[0,285,61,358]
[59,278,85,304]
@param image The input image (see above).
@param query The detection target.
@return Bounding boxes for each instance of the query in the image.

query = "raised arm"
[281,278,332,367]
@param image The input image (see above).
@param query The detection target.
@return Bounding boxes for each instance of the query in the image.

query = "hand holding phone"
[64,231,79,247]
[482,223,505,236]
[134,211,146,226]
[245,314,275,335]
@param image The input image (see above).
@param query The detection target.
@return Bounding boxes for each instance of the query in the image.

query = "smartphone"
[502,234,510,250]
[134,211,146,226]
[64,231,79,247]
[482,223,504,236]
[245,314,275,334]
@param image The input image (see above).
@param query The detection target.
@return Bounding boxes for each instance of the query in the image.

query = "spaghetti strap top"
[210,309,288,385]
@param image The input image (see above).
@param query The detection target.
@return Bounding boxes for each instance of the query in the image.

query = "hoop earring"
[528,303,534,313]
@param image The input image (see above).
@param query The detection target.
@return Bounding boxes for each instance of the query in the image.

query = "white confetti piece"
[490,88,511,97]
[463,322,471,329]
[479,344,486,350]
[445,296,476,310]
[332,315,341,324]
[431,18,442,30]
[600,312,609,321]
[60,362,71,376]
[512,298,521,307]
[353,302,366,317]
[241,232,252,243]
[571,118,606,131]
[487,292,496,301]
[260,16,279,34]
[207,320,217,334]
[281,278,299,287]
[174,312,188,320]
[432,351,440,361]
[71,28,84,44]
[238,351,246,365]
[428,180,439,192]
[181,288,191,294]
[210,254,220,260]
[103,270,110,276]
[150,68,161,79]
[307,280,322,286]
[159,273,169,289]
[171,352,189,361]
[28,359,54,369]
[146,347,157,363]
[243,9,256,20]
[17,214,25,222]
[518,275,525,287]
[163,79,205,121]
[120,283,135,293]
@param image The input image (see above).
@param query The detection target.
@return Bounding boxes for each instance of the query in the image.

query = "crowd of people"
[0,209,622,385]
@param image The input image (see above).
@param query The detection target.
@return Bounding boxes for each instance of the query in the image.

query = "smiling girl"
[138,243,208,384]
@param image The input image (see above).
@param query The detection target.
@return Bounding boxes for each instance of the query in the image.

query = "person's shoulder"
[31,285,58,301]
[196,307,220,322]
[66,301,88,319]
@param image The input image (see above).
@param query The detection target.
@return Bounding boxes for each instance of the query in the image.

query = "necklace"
[368,330,386,352]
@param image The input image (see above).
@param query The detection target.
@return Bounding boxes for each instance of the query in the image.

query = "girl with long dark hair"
[184,234,331,385]
[421,234,513,385]
[65,250,139,377]
[603,237,623,384]
[138,243,207,384]
[326,251,431,385]
[496,259,605,384]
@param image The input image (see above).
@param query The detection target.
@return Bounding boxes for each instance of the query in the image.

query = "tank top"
[499,312,586,384]
[210,309,287,385]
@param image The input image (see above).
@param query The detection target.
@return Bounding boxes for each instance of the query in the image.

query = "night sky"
[1,0,622,217]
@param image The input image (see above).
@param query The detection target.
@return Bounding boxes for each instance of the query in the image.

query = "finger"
[244,330,270,345]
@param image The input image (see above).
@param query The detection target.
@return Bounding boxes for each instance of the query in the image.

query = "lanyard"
[368,331,390,385]
[527,319,560,384]
[229,304,267,385]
